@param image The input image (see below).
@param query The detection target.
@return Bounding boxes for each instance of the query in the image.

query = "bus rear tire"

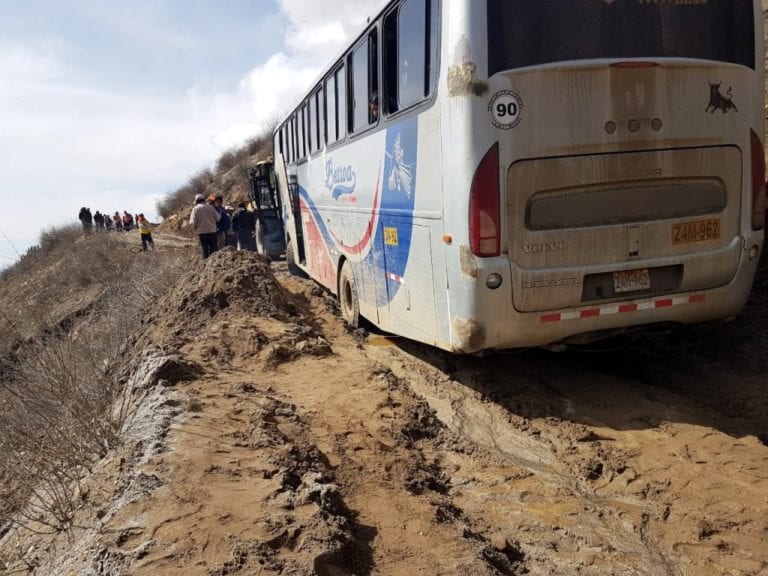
[339,261,360,328]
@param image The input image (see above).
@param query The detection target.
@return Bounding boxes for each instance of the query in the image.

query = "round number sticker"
[488,90,524,130]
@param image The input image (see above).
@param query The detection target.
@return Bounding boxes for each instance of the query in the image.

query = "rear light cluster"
[750,129,765,231]
[470,142,501,257]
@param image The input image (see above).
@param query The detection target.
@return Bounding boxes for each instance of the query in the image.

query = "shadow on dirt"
[395,257,768,444]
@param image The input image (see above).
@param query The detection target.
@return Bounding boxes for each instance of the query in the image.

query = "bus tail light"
[470,142,501,257]
[751,129,766,231]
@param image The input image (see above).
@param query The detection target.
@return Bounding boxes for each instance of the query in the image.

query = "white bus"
[274,0,766,353]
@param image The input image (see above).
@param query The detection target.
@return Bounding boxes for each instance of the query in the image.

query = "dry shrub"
[215,146,251,176]
[156,120,276,221]
[156,168,215,219]
[38,223,83,252]
[0,236,191,533]
[245,119,277,159]
[0,309,136,532]
[0,328,126,531]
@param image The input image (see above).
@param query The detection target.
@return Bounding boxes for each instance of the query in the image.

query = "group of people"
[78,207,155,251]
[189,194,256,259]
[77,192,260,259]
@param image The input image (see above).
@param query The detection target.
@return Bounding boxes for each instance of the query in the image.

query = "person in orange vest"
[122,210,134,231]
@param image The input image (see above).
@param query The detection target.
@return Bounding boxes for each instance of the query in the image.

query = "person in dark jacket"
[78,207,93,234]
[210,195,230,249]
[231,202,256,251]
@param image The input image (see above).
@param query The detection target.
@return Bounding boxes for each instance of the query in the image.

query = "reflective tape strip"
[387,272,404,284]
[540,294,706,324]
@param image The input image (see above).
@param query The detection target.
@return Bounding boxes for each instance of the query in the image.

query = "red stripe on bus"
[619,304,638,313]
[655,299,673,308]
[689,294,706,303]
[541,314,561,323]
[580,309,601,318]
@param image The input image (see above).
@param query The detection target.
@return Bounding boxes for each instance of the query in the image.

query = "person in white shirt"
[189,193,221,259]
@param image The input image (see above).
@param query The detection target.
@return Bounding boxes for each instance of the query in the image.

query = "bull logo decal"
[706,82,737,114]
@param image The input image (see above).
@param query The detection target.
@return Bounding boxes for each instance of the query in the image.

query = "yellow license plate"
[613,268,651,293]
[672,218,721,244]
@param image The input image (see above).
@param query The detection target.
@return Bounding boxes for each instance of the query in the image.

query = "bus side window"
[350,43,369,133]
[326,74,337,144]
[316,88,324,150]
[384,0,432,114]
[297,105,305,160]
[368,29,379,125]
[336,64,347,140]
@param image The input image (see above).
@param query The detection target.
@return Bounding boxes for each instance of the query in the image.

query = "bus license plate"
[672,218,720,244]
[613,269,651,293]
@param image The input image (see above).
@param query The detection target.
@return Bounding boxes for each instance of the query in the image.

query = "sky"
[0,0,383,268]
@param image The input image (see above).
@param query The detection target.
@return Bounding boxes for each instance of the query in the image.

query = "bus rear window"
[487,0,755,75]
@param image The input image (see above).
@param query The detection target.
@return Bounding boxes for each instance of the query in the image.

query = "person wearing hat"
[190,193,220,258]
[223,205,238,248]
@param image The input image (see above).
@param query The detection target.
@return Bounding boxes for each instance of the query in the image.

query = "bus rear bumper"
[449,248,761,352]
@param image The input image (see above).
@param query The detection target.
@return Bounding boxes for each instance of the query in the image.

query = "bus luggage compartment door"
[381,223,437,336]
[507,146,743,313]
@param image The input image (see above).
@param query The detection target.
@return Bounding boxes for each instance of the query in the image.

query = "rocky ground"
[1,234,767,576]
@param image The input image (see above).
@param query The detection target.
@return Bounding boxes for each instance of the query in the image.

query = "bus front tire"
[339,262,360,328]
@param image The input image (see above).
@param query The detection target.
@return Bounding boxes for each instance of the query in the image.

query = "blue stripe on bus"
[298,117,419,308]
[365,118,419,307]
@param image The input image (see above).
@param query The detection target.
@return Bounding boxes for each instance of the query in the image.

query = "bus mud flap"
[452,317,486,353]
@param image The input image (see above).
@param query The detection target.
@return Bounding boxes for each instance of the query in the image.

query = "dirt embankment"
[1,246,768,576]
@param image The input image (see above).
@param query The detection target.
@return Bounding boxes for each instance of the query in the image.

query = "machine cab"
[248,160,287,258]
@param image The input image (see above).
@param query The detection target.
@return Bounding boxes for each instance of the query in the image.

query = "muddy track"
[1,250,766,576]
[271,261,768,575]
[363,334,767,575]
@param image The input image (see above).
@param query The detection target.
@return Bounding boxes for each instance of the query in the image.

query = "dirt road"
[2,248,767,575]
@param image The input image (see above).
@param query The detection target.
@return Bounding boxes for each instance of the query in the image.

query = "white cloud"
[0,41,67,82]
[0,0,387,262]
[210,0,384,148]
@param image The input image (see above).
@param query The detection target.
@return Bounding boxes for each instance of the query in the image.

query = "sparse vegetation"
[155,121,276,221]
[0,117,277,536]
[155,168,215,219]
[0,228,190,534]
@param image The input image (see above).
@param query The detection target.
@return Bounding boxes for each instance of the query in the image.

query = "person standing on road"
[190,193,220,259]
[231,202,256,251]
[136,213,155,251]
[122,211,134,231]
[113,212,123,232]
[210,195,230,250]
[224,205,238,247]
[78,207,93,234]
